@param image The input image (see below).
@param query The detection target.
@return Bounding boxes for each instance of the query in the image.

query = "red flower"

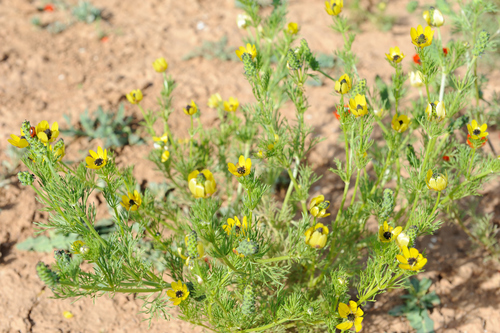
[43,4,55,12]
[100,36,109,43]
[467,134,487,148]
[442,155,450,162]
[413,54,421,65]
[334,104,350,120]
[443,48,448,56]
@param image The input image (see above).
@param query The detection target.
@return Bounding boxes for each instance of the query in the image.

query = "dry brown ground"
[1,0,499,332]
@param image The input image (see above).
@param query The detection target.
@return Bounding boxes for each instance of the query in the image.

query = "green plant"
[61,105,143,148]
[71,0,102,23]
[8,0,500,332]
[389,277,440,333]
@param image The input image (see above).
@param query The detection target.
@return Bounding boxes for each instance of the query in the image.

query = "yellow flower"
[397,246,427,271]
[228,155,251,177]
[8,129,29,148]
[71,240,89,255]
[378,221,402,243]
[336,300,364,332]
[349,94,368,118]
[256,150,263,158]
[309,195,331,218]
[423,7,444,27]
[409,71,424,87]
[385,46,405,63]
[325,0,343,16]
[153,133,169,145]
[466,119,488,140]
[188,169,217,198]
[391,114,411,133]
[286,22,299,35]
[183,100,198,116]
[166,280,189,306]
[223,97,239,112]
[425,101,446,122]
[410,25,434,48]
[237,13,252,29]
[396,231,409,249]
[425,170,448,191]
[85,146,108,169]
[49,143,65,162]
[126,89,143,104]
[36,120,59,144]
[208,93,222,108]
[161,150,170,163]
[152,57,168,72]
[235,43,257,61]
[305,223,329,249]
[120,190,142,211]
[334,74,351,94]
[62,311,73,319]
[223,216,248,236]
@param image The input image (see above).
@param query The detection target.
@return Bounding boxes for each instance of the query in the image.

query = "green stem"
[256,255,293,264]
[430,191,441,217]
[334,181,349,226]
[419,137,437,178]
[59,281,165,293]
[317,69,335,81]
[286,167,307,215]
[189,115,194,159]
[408,191,421,222]
[280,157,299,220]
[350,169,361,206]
[467,149,476,178]
[370,150,392,195]
[440,170,491,206]
[238,319,295,333]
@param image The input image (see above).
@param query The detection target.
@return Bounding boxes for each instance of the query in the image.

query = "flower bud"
[18,171,35,186]
[36,262,59,288]
[242,53,257,77]
[425,170,448,191]
[473,30,490,56]
[186,230,199,258]
[236,13,251,29]
[236,238,259,256]
[423,7,444,27]
[409,71,424,87]
[152,57,168,73]
[286,48,301,70]
[242,285,256,315]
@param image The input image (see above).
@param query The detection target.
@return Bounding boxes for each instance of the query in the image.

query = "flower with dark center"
[223,97,239,112]
[397,246,427,271]
[223,216,248,236]
[309,195,331,218]
[85,146,108,170]
[183,100,198,115]
[349,94,368,117]
[336,300,364,332]
[120,190,142,211]
[305,223,329,249]
[378,221,402,243]
[335,73,351,94]
[325,0,343,16]
[235,43,257,61]
[126,89,143,104]
[228,155,252,177]
[391,114,411,133]
[385,46,405,63]
[8,128,29,148]
[410,25,434,48]
[167,280,189,306]
[36,120,59,144]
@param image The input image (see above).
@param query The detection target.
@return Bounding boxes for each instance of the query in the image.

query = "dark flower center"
[473,129,481,135]
[399,120,404,125]
[316,227,324,234]
[347,313,356,322]
[234,225,241,233]
[94,158,104,166]
[340,79,347,85]
[129,199,136,206]
[237,166,246,174]
[408,257,417,266]
[357,104,363,111]
[175,290,184,298]
[417,34,427,44]
[186,105,192,111]
[383,231,392,240]
[44,129,52,140]
[20,136,26,140]
[393,55,400,61]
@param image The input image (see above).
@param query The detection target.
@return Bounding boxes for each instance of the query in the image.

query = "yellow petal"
[409,247,419,258]
[336,321,353,330]
[354,317,363,332]
[338,302,350,318]
[349,300,358,313]
[396,254,408,264]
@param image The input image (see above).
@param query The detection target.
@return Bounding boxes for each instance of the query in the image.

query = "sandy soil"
[1,0,499,332]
